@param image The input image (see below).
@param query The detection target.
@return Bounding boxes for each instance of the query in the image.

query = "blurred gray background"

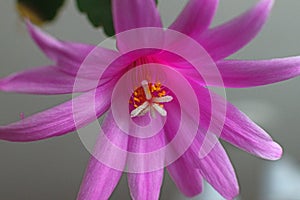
[1,0,300,199]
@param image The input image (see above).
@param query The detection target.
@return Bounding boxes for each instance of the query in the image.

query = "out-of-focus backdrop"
[0,0,300,199]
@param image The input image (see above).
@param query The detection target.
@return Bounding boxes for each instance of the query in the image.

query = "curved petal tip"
[261,141,283,161]
[257,0,275,15]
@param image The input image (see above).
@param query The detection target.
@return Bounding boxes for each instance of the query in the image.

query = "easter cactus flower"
[1,0,300,199]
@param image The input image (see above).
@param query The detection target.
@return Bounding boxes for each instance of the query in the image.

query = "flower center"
[129,80,173,118]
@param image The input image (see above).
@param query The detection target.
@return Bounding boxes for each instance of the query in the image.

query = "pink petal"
[77,157,122,200]
[169,0,218,37]
[127,170,164,200]
[0,84,113,142]
[220,99,283,160]
[163,100,203,197]
[198,0,274,60]
[112,0,162,34]
[77,113,128,200]
[196,140,239,200]
[183,127,239,199]
[214,57,300,88]
[0,66,94,94]
[163,94,238,198]
[26,21,119,78]
[167,156,203,197]
[127,127,165,199]
[192,81,283,160]
[126,116,166,154]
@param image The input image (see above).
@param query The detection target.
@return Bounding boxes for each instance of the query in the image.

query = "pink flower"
[1,0,300,199]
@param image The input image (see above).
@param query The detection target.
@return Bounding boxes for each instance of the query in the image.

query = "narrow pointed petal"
[2,22,133,94]
[164,99,237,199]
[192,82,283,160]
[0,84,112,142]
[220,98,283,160]
[163,101,237,198]
[198,0,274,60]
[196,140,239,200]
[26,21,120,78]
[167,156,203,197]
[127,170,164,200]
[214,57,300,88]
[0,66,94,94]
[163,99,203,197]
[127,127,165,199]
[169,0,218,36]
[77,113,128,200]
[77,157,122,200]
[26,21,94,70]
[112,0,162,34]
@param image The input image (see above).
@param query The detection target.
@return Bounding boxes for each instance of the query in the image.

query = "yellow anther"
[130,80,173,118]
[130,81,168,110]
[158,90,166,97]
[134,97,140,103]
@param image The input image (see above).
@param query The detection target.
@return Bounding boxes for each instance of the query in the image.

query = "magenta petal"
[163,88,237,198]
[167,156,203,197]
[196,140,239,200]
[169,0,218,36]
[174,129,238,199]
[186,129,239,199]
[220,99,283,160]
[192,82,283,160]
[127,170,164,200]
[214,57,300,87]
[112,0,162,34]
[0,65,95,94]
[0,84,112,142]
[26,21,93,66]
[77,113,128,200]
[26,21,119,77]
[77,157,122,200]
[198,0,274,60]
[163,100,203,197]
[127,128,165,199]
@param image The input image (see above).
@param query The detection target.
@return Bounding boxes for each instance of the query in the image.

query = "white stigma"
[141,80,152,100]
[130,80,173,118]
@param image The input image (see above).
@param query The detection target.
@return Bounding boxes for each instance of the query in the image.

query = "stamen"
[141,80,152,100]
[152,96,173,103]
[139,105,151,116]
[130,101,149,117]
[130,80,173,118]
[152,103,167,116]
[150,106,156,118]
[133,97,141,103]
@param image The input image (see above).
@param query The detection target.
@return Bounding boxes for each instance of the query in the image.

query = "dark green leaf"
[76,0,114,36]
[17,0,65,23]
[76,0,159,37]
